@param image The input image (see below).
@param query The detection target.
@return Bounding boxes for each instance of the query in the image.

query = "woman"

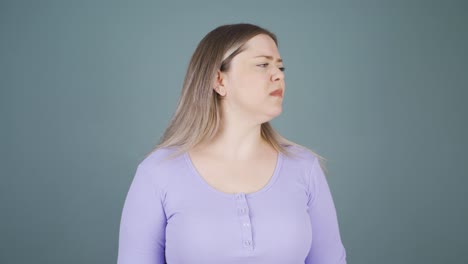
[117,23,347,264]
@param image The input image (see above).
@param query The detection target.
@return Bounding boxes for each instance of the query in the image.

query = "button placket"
[235,192,254,250]
[238,207,248,215]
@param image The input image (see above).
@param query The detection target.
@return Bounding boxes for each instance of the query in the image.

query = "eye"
[257,63,285,72]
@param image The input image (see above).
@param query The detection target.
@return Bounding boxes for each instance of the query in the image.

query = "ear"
[213,69,227,97]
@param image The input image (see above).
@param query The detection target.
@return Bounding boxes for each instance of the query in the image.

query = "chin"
[264,107,283,122]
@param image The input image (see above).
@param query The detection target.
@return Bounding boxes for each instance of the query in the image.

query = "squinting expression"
[222,34,286,122]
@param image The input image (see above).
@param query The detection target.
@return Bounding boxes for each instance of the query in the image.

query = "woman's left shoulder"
[282,144,319,165]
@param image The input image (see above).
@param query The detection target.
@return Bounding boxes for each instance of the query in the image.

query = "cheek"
[236,79,267,100]
[233,72,268,92]
[227,70,270,104]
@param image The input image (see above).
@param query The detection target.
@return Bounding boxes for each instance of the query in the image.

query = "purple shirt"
[117,145,347,264]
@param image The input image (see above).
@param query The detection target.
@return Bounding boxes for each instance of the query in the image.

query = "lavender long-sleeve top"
[117,145,347,264]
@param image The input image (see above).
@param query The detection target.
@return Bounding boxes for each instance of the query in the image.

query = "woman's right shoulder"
[131,146,184,189]
[137,146,182,171]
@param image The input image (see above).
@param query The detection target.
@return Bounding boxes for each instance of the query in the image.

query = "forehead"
[241,34,280,57]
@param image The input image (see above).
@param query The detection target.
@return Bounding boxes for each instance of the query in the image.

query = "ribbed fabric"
[117,145,347,264]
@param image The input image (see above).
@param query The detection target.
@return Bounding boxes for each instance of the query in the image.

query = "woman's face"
[220,34,285,123]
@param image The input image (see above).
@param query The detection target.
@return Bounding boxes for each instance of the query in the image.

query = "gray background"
[1,0,467,263]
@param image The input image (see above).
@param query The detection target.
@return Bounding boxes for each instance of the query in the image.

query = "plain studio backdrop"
[1,0,467,263]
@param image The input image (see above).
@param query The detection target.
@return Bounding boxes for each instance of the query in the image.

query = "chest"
[164,187,312,263]
[190,157,278,194]
[163,154,313,263]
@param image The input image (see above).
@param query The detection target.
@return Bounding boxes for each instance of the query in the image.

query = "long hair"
[144,23,328,173]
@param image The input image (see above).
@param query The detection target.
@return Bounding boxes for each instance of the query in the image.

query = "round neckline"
[183,150,283,199]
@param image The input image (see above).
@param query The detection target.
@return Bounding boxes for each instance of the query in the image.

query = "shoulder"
[283,143,329,181]
[134,146,184,187]
[283,144,320,169]
[282,145,330,201]
[138,146,180,169]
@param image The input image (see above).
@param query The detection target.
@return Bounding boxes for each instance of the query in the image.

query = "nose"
[271,67,285,82]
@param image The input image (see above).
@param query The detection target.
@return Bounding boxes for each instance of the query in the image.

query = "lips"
[269,89,283,97]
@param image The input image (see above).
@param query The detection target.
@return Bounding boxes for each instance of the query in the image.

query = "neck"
[194,121,271,161]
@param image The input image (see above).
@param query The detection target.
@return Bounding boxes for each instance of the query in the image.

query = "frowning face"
[217,34,285,124]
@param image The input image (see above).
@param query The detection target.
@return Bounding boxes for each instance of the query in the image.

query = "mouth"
[269,89,283,97]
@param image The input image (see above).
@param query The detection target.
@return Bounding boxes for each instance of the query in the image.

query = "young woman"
[117,23,347,264]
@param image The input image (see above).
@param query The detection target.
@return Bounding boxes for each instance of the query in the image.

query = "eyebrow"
[253,55,283,63]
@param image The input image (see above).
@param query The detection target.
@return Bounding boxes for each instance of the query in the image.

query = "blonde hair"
[144,23,328,173]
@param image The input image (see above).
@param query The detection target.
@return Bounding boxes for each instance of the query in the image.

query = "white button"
[243,223,250,227]
[239,208,246,214]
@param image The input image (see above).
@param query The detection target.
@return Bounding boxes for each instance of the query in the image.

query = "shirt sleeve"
[305,158,347,264]
[117,163,167,264]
